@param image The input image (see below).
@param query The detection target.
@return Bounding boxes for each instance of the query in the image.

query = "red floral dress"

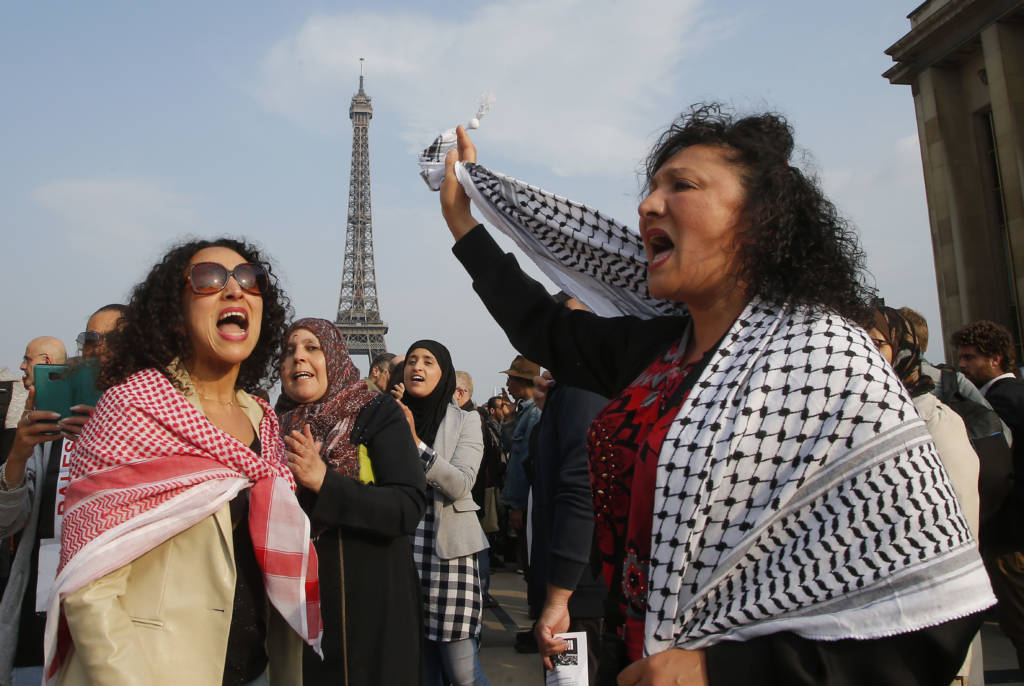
[587,336,701,662]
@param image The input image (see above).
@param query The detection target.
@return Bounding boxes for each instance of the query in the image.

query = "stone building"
[884,0,1024,361]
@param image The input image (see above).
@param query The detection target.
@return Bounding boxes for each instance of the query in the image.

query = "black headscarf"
[399,339,456,447]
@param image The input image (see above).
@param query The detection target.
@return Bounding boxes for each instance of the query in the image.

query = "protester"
[865,306,984,685]
[454,371,474,410]
[953,320,1024,673]
[0,337,66,686]
[275,317,426,685]
[471,397,506,605]
[530,376,608,681]
[43,239,321,685]
[364,352,395,393]
[864,306,980,536]
[437,105,992,684]
[498,355,541,582]
[391,340,490,686]
[899,307,999,413]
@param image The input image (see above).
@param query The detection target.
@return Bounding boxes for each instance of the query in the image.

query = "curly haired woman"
[436,104,995,685]
[43,238,321,686]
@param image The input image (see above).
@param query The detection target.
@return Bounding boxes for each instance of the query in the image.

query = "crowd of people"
[0,103,1019,686]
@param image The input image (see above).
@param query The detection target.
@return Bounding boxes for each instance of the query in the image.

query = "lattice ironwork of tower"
[334,66,388,366]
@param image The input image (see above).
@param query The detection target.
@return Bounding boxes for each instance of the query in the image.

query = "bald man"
[18,337,66,390]
[1,337,68,684]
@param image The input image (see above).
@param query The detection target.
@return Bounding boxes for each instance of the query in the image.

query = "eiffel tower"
[334,61,388,366]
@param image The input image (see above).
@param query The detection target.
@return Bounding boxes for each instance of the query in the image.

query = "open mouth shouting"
[645,228,675,270]
[217,307,250,341]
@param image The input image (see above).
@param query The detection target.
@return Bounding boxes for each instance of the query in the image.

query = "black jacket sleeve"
[704,612,982,685]
[545,385,607,591]
[452,225,687,397]
[309,396,427,538]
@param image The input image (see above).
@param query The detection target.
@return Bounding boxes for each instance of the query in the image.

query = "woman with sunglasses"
[275,318,426,686]
[390,340,490,686]
[43,239,321,686]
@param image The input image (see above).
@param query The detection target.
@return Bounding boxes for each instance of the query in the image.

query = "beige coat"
[58,368,302,685]
[913,393,981,539]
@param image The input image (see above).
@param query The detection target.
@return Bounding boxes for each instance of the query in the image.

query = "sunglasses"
[185,262,268,296]
[76,331,106,348]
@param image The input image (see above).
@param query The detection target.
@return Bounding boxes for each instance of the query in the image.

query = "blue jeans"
[478,548,491,599]
[423,637,490,686]
[12,666,43,686]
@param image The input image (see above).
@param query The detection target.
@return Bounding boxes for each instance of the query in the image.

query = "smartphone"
[33,359,101,419]
[33,364,72,419]
[69,358,101,408]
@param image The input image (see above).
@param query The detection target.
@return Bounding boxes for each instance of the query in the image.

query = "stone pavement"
[983,621,1024,686]
[478,569,1024,686]
[479,568,540,685]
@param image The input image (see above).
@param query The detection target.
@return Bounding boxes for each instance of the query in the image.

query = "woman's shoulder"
[102,368,173,404]
[350,393,402,442]
[444,401,480,426]
[914,393,970,438]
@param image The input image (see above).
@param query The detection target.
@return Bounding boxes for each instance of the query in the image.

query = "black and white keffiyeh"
[454,162,681,320]
[645,298,992,653]
[445,160,995,655]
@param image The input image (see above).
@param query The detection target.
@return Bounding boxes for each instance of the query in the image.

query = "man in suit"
[953,319,1024,673]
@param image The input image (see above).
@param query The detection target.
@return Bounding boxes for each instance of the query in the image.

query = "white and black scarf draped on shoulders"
[452,161,995,656]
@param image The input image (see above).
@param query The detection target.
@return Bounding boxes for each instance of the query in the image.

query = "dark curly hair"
[99,237,292,393]
[951,320,1017,372]
[644,103,874,320]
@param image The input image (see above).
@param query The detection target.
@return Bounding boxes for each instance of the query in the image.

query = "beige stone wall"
[890,2,1024,361]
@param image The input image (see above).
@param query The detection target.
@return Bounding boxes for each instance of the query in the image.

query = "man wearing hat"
[499,355,542,543]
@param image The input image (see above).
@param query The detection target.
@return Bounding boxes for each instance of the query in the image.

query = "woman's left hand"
[616,648,708,686]
[394,399,421,446]
[284,424,326,493]
[59,404,94,441]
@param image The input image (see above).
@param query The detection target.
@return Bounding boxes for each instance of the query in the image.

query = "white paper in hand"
[544,631,588,686]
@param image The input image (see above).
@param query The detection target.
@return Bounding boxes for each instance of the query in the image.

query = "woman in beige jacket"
[44,238,320,686]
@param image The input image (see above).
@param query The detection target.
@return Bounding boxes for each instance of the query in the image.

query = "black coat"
[985,376,1024,548]
[300,395,427,686]
[528,384,608,620]
[452,224,982,686]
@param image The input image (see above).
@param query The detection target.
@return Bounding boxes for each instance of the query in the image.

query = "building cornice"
[883,0,1024,84]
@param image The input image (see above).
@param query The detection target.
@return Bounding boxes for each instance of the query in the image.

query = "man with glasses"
[17,338,66,391]
[75,303,126,363]
[0,305,123,685]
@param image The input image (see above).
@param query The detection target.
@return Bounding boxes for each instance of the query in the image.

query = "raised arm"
[439,128,686,397]
[439,125,481,241]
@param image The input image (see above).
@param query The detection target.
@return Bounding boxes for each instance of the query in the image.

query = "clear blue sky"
[1,1,937,399]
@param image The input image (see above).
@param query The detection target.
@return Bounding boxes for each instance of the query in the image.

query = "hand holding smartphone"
[33,359,101,419]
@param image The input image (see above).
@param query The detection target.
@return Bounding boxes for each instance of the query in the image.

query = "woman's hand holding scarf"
[440,125,480,240]
[284,424,326,493]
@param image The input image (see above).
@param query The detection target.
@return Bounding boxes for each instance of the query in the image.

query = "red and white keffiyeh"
[43,368,323,682]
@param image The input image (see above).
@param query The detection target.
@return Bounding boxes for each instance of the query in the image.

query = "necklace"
[199,395,237,407]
